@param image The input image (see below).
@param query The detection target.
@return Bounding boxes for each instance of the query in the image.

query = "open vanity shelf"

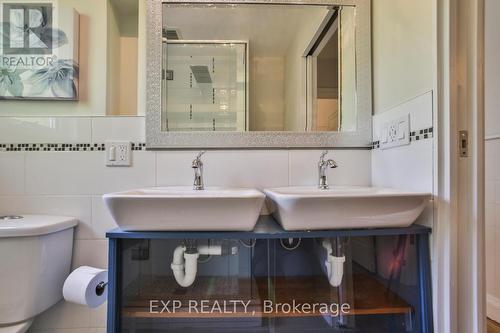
[122,273,412,319]
[106,216,433,333]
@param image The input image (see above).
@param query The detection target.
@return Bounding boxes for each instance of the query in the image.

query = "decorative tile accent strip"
[0,143,147,152]
[410,126,434,142]
[372,126,434,150]
[131,143,147,151]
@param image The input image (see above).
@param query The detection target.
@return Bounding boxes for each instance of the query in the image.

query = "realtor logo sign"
[3,3,53,55]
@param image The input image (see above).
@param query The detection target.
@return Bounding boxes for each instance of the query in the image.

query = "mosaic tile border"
[0,128,432,152]
[410,127,434,142]
[372,127,434,150]
[0,143,147,152]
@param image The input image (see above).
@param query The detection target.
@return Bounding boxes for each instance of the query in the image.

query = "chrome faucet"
[318,150,338,190]
[192,151,205,190]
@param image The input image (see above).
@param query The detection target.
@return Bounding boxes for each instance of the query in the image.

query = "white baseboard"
[487,294,500,323]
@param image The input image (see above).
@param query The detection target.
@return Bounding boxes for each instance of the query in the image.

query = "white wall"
[107,1,139,116]
[372,0,435,115]
[485,0,500,323]
[0,116,371,333]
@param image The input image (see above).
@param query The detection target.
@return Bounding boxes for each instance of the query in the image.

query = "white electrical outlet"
[380,114,410,150]
[106,141,132,166]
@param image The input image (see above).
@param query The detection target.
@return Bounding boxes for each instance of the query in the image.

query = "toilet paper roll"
[63,266,108,308]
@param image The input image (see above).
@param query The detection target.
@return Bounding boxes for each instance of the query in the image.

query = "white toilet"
[0,215,77,333]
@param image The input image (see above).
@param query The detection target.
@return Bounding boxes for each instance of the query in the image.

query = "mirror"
[146,0,371,148]
[162,3,355,132]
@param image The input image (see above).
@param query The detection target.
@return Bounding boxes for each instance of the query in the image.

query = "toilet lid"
[0,215,77,237]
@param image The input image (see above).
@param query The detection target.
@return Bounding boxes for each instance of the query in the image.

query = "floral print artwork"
[0,3,79,100]
[27,60,79,98]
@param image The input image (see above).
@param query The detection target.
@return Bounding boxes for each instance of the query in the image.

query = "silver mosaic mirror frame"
[146,0,372,148]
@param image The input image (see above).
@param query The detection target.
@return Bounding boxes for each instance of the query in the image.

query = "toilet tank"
[0,215,77,325]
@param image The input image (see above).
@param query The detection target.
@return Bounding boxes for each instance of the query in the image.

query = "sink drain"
[0,215,24,221]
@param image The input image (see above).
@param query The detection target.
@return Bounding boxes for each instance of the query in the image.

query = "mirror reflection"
[162,4,357,132]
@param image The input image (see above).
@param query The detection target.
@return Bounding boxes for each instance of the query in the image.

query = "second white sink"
[264,186,431,230]
[104,187,265,231]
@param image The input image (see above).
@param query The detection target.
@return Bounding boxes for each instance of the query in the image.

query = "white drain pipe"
[171,244,228,287]
[322,239,346,287]
[171,246,200,288]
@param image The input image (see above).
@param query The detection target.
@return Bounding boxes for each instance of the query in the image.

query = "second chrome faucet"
[318,151,338,190]
[192,151,205,190]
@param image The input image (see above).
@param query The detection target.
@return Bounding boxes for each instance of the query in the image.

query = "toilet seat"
[0,319,33,333]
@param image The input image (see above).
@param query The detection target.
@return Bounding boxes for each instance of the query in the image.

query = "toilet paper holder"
[63,266,108,308]
[95,281,108,296]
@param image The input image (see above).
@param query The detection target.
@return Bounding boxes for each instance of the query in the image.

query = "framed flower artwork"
[0,1,79,100]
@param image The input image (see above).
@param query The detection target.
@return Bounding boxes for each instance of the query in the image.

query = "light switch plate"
[380,114,410,150]
[106,141,132,166]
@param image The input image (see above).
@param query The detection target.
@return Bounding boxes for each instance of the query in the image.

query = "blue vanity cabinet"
[106,217,433,333]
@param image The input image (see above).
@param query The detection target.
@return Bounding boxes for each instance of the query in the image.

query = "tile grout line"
[154,151,158,186]
[23,151,27,196]
[90,118,93,144]
[287,150,291,186]
[90,195,95,241]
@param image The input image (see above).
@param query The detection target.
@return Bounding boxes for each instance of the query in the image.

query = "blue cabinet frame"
[106,216,433,333]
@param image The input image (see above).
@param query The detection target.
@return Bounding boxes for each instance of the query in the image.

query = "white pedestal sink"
[264,186,431,231]
[103,187,265,231]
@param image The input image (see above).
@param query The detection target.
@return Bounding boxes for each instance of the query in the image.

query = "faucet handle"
[192,151,205,169]
[196,151,206,160]
[319,150,329,161]
[327,159,338,168]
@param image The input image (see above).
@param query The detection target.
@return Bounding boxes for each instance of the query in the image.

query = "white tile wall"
[157,150,290,189]
[372,140,433,193]
[72,240,109,270]
[25,151,156,195]
[91,196,118,239]
[29,299,106,333]
[30,302,91,330]
[371,91,434,194]
[289,150,371,187]
[0,196,93,239]
[0,153,25,195]
[0,115,372,332]
[91,117,145,142]
[0,117,91,144]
